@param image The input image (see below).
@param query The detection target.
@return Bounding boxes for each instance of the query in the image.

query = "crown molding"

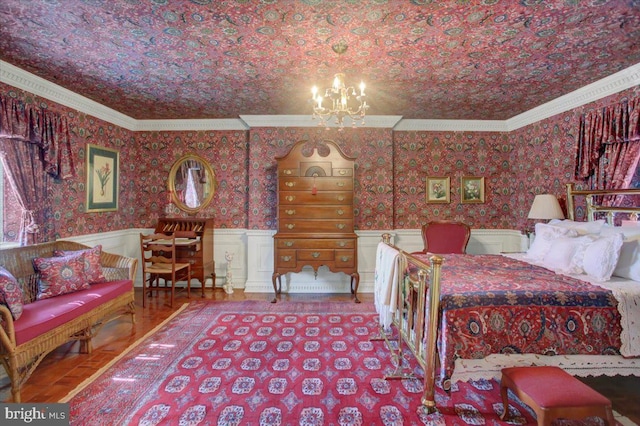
[393,119,508,132]
[239,114,403,129]
[135,119,249,131]
[2,59,639,133]
[506,62,640,131]
[0,60,138,130]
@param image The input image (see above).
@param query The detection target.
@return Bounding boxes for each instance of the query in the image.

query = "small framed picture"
[426,177,450,203]
[461,176,485,203]
[86,144,119,212]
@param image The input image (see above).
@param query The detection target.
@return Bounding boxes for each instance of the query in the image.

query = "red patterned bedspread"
[412,254,622,388]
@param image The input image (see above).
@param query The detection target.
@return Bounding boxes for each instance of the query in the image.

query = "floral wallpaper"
[392,131,513,229]
[1,81,639,242]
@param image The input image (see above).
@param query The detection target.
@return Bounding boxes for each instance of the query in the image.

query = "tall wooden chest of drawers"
[272,140,359,302]
[155,217,215,294]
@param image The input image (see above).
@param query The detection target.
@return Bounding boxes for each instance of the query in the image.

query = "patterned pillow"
[54,245,106,284]
[33,255,90,300]
[0,266,23,320]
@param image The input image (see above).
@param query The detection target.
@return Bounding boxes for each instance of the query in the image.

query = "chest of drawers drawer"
[279,191,353,205]
[279,177,353,192]
[276,238,355,249]
[279,219,353,233]
[279,205,353,220]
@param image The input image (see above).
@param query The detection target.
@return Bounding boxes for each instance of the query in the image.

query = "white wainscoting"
[63,228,528,293]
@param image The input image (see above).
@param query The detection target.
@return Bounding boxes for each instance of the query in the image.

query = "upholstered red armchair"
[415,220,471,254]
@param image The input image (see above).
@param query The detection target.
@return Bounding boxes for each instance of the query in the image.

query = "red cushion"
[502,366,610,408]
[14,280,132,345]
[33,255,89,300]
[53,245,106,284]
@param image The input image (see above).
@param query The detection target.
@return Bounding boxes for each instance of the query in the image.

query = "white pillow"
[581,233,624,282]
[548,219,606,235]
[526,223,578,261]
[541,236,591,274]
[600,224,640,239]
[614,237,640,281]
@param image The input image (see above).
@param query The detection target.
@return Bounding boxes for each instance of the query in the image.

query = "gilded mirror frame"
[167,154,216,214]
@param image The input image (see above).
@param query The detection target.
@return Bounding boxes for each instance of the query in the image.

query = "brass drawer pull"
[282,256,292,262]
[336,224,346,230]
[338,241,346,247]
[338,169,347,175]
[337,195,345,201]
[312,252,320,258]
[284,241,294,247]
[337,209,344,215]
[336,182,345,187]
[286,224,295,230]
[283,169,294,175]
[285,209,296,215]
[285,181,296,187]
[340,256,350,262]
[285,195,296,202]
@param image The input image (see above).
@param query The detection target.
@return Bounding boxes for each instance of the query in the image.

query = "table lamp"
[527,194,564,233]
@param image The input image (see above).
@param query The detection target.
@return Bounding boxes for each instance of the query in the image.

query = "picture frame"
[426,176,450,203]
[461,176,485,203]
[86,144,119,212]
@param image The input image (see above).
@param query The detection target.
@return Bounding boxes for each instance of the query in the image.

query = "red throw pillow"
[33,255,90,300]
[53,245,106,284]
[0,266,23,320]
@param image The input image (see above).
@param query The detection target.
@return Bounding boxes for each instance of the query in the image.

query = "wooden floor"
[2,288,639,425]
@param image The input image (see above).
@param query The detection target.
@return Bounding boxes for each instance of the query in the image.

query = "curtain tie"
[22,210,40,233]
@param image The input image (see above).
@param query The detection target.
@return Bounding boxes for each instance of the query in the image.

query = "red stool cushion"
[502,366,611,408]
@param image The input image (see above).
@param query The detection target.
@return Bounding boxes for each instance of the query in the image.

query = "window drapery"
[0,94,75,244]
[576,97,640,191]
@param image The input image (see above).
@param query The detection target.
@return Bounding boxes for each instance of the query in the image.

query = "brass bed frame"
[378,183,640,414]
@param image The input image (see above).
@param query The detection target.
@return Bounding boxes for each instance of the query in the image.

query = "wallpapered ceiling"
[1,1,639,120]
[3,82,639,241]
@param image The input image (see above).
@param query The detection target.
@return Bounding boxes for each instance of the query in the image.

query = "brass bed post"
[421,255,443,414]
[566,183,576,221]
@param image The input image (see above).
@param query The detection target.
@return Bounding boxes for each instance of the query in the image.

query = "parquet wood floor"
[1,288,639,425]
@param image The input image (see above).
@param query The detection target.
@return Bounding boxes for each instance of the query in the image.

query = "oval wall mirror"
[167,154,216,214]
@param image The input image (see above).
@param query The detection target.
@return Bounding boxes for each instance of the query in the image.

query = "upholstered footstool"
[500,366,615,426]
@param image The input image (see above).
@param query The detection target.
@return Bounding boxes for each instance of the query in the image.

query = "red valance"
[576,97,640,189]
[0,94,75,179]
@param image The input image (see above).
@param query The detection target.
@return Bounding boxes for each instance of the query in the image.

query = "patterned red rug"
[63,301,538,425]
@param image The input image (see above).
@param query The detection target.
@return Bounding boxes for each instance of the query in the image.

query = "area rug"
[62,300,542,425]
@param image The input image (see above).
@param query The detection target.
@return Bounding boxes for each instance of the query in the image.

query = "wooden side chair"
[415,220,471,254]
[140,233,192,308]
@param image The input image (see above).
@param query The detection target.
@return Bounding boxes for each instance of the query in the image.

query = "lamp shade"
[527,194,565,220]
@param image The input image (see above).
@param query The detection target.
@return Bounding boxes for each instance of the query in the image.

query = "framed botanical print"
[461,176,485,203]
[426,177,450,203]
[86,144,119,212]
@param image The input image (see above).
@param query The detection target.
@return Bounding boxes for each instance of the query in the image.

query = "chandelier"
[311,73,368,129]
[310,42,368,129]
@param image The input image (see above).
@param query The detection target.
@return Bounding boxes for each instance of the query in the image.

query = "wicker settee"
[0,240,137,402]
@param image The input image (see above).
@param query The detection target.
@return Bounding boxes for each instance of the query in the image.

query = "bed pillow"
[541,235,591,274]
[53,245,105,284]
[525,223,578,261]
[613,235,640,281]
[33,255,90,300]
[0,266,23,320]
[580,233,624,282]
[547,219,606,235]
